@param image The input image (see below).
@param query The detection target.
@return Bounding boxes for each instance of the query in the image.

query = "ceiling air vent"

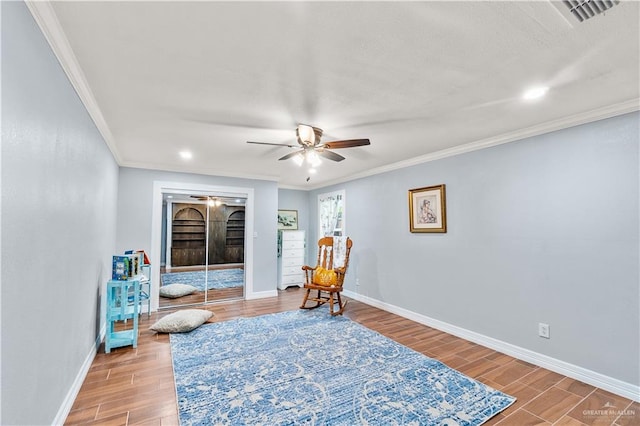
[561,0,621,22]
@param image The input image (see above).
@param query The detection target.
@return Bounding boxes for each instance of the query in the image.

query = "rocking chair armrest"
[302,265,315,285]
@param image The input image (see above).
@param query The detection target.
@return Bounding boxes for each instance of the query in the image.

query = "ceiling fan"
[189,195,223,206]
[247,124,370,166]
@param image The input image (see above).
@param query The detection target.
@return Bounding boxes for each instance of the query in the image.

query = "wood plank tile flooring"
[66,288,638,425]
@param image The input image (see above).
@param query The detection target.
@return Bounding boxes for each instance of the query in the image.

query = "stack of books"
[112,250,150,280]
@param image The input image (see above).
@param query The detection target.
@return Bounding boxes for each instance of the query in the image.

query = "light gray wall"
[1,2,120,424]
[278,189,310,275]
[310,112,639,386]
[278,189,310,234]
[116,167,278,293]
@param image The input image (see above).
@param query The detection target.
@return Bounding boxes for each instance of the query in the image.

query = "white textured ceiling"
[29,1,639,189]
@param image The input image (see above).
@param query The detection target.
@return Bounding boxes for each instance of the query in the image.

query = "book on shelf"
[125,249,150,265]
[124,251,144,278]
[130,252,141,277]
[113,252,147,281]
[112,255,130,281]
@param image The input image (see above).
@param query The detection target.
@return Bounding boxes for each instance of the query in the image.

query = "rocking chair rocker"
[300,237,353,316]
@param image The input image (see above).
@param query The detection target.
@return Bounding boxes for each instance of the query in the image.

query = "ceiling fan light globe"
[293,153,304,166]
[305,151,322,167]
[306,150,321,165]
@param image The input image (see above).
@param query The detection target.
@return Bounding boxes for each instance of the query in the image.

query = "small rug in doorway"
[161,268,243,291]
[170,310,516,425]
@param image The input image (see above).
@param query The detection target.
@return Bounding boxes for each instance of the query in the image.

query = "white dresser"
[278,230,306,290]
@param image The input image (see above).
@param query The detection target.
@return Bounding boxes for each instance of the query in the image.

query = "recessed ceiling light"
[522,86,549,101]
[179,150,192,160]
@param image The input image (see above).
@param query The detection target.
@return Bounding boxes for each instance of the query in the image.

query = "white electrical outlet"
[356,278,360,287]
[538,323,550,339]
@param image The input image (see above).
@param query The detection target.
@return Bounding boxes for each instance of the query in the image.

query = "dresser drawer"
[281,273,304,285]
[282,240,305,250]
[282,256,304,267]
[282,230,305,241]
[282,265,303,276]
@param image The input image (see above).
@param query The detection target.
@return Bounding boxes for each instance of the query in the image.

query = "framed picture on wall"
[318,189,345,237]
[278,210,298,230]
[409,184,447,233]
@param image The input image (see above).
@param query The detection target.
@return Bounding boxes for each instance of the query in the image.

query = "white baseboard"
[246,289,278,300]
[343,290,640,402]
[52,332,102,425]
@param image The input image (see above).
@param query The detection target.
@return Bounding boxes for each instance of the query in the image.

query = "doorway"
[150,182,255,312]
[160,194,246,308]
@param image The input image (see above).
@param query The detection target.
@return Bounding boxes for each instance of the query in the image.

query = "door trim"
[150,181,255,311]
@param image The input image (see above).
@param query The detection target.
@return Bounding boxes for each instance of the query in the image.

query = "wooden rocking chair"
[300,237,353,316]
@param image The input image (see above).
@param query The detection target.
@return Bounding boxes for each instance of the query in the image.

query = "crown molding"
[120,160,281,184]
[277,184,311,190]
[301,99,640,191]
[25,1,122,163]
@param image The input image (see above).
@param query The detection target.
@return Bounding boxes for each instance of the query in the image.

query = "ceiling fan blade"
[323,139,371,149]
[247,141,298,148]
[278,150,303,161]
[318,149,346,162]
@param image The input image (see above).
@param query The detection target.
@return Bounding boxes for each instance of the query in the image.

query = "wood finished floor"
[66,288,639,425]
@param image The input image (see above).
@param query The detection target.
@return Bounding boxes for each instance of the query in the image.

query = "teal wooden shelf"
[106,330,137,351]
[105,279,140,353]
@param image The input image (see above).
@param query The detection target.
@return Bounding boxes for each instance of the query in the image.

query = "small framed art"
[408,184,447,233]
[277,210,298,230]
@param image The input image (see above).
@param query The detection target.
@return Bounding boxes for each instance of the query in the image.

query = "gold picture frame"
[409,184,447,233]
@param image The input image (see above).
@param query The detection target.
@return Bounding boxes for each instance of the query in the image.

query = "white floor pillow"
[150,309,213,333]
[159,283,198,298]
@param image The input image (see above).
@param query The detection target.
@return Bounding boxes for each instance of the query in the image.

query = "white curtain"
[333,236,347,268]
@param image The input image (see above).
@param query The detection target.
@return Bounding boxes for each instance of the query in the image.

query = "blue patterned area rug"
[170,310,516,425]
[161,268,243,291]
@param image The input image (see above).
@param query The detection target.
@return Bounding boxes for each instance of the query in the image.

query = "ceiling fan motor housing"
[296,124,324,146]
